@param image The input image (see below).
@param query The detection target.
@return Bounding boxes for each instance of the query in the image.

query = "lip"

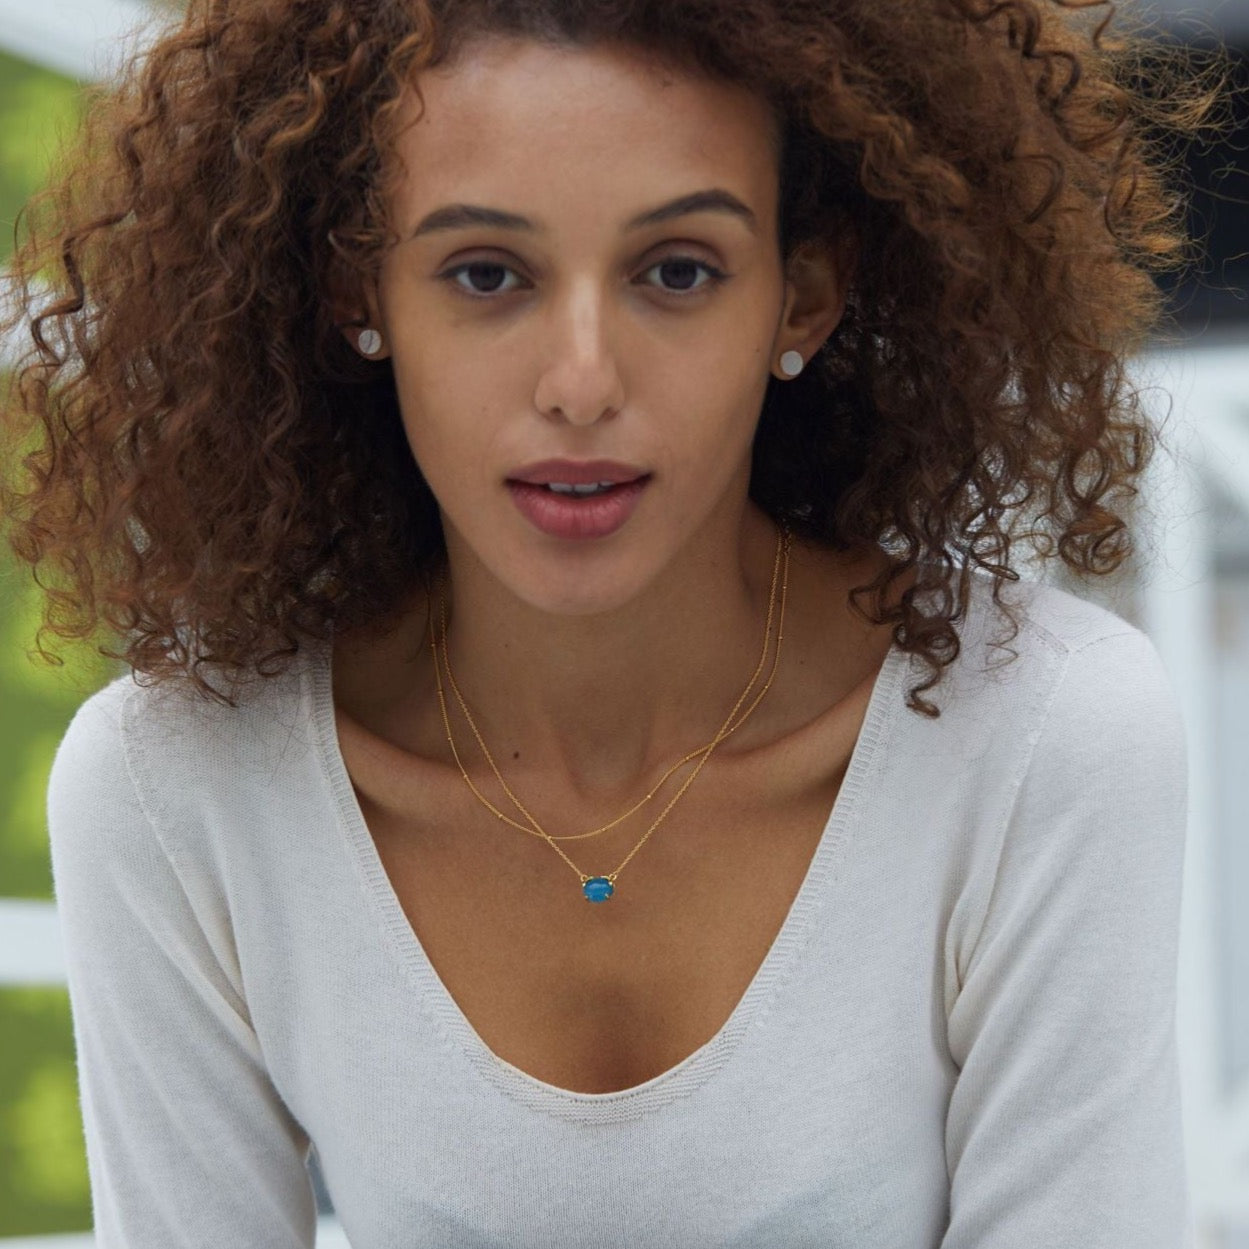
[506,477,650,540]
[507,459,650,486]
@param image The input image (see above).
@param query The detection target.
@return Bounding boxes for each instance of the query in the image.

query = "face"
[353,36,841,614]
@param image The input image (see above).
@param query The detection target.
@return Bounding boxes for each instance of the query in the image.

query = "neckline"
[307,631,909,1124]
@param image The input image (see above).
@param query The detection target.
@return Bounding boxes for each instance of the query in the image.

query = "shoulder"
[957,567,1179,708]
[56,643,318,750]
[935,574,1188,1025]
[48,641,327,842]
[1011,574,1186,784]
[1001,573,1179,722]
[898,569,1186,798]
[47,672,142,830]
[954,569,1187,833]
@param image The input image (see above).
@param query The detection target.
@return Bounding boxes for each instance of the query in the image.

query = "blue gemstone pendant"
[582,876,615,903]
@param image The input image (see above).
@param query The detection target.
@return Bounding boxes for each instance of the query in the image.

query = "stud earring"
[779,350,804,379]
[357,328,384,357]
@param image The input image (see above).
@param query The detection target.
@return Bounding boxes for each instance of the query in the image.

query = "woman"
[0,0,1223,1245]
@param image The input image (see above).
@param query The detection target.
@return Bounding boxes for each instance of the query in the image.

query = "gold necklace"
[435,529,789,844]
[427,524,793,902]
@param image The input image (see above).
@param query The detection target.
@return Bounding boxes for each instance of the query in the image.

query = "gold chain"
[426,524,793,900]
[434,526,788,842]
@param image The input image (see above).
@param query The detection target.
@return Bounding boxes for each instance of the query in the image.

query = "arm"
[46,683,318,1248]
[942,628,1193,1248]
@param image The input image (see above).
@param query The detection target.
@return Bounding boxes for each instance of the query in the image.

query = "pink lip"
[506,477,650,540]
[507,459,649,486]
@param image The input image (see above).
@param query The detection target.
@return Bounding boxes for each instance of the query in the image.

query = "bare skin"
[329,36,913,1093]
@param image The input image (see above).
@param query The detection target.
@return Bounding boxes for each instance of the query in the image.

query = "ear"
[772,229,857,378]
[326,260,391,361]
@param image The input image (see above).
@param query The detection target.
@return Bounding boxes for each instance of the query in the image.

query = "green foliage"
[1,49,121,1239]
[0,987,91,1236]
[0,553,115,1236]
[0,557,122,902]
[0,50,85,267]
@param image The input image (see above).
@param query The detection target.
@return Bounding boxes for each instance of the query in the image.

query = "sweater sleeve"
[942,627,1194,1248]
[45,683,318,1248]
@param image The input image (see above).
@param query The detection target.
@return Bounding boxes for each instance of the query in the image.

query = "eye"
[638,255,728,295]
[440,261,527,297]
[437,254,729,299]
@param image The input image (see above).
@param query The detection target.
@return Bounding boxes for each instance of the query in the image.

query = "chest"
[352,754,855,1095]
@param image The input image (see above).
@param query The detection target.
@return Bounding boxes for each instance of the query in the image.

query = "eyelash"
[438,255,729,299]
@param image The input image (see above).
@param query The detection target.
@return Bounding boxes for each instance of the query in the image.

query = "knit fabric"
[46,570,1193,1247]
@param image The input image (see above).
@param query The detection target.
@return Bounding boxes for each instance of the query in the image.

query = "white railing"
[0,1220,353,1249]
[0,898,65,985]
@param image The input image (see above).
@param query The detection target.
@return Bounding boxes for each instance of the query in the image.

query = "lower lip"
[505,477,651,540]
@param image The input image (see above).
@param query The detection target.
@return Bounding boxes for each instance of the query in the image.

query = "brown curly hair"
[0,0,1231,715]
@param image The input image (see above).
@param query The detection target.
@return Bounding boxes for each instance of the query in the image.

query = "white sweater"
[46,570,1193,1248]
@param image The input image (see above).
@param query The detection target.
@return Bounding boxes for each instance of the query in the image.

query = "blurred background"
[0,0,1245,1245]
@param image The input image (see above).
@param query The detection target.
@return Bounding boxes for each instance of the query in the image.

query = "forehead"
[387,36,781,227]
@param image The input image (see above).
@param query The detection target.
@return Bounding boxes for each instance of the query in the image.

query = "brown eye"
[441,261,525,296]
[639,256,727,294]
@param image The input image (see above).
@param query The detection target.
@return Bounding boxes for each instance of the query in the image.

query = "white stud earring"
[357,328,384,357]
[779,350,804,378]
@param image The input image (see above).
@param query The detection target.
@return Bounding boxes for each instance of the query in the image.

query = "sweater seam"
[113,679,197,875]
[954,615,1140,992]
[106,676,288,1075]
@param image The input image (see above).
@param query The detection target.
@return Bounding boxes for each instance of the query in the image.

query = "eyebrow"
[407,188,759,240]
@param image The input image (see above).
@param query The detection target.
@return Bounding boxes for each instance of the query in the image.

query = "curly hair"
[0,0,1231,715]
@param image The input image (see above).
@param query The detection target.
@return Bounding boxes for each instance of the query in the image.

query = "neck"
[431,502,786,803]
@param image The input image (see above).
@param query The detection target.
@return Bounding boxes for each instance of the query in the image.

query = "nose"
[531,278,627,426]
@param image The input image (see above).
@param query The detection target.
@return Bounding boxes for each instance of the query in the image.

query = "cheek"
[655,344,771,440]
[662,295,777,417]
[391,358,513,491]
[388,325,469,419]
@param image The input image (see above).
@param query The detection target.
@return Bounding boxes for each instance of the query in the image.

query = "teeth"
[547,481,616,494]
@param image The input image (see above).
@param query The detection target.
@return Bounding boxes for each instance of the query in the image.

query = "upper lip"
[507,459,650,486]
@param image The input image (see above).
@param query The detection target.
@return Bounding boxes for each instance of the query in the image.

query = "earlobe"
[356,328,387,357]
[334,316,391,360]
[778,350,805,378]
[326,260,390,359]
[774,233,857,379]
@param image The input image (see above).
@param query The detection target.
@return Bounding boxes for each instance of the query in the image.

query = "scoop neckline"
[307,629,909,1125]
